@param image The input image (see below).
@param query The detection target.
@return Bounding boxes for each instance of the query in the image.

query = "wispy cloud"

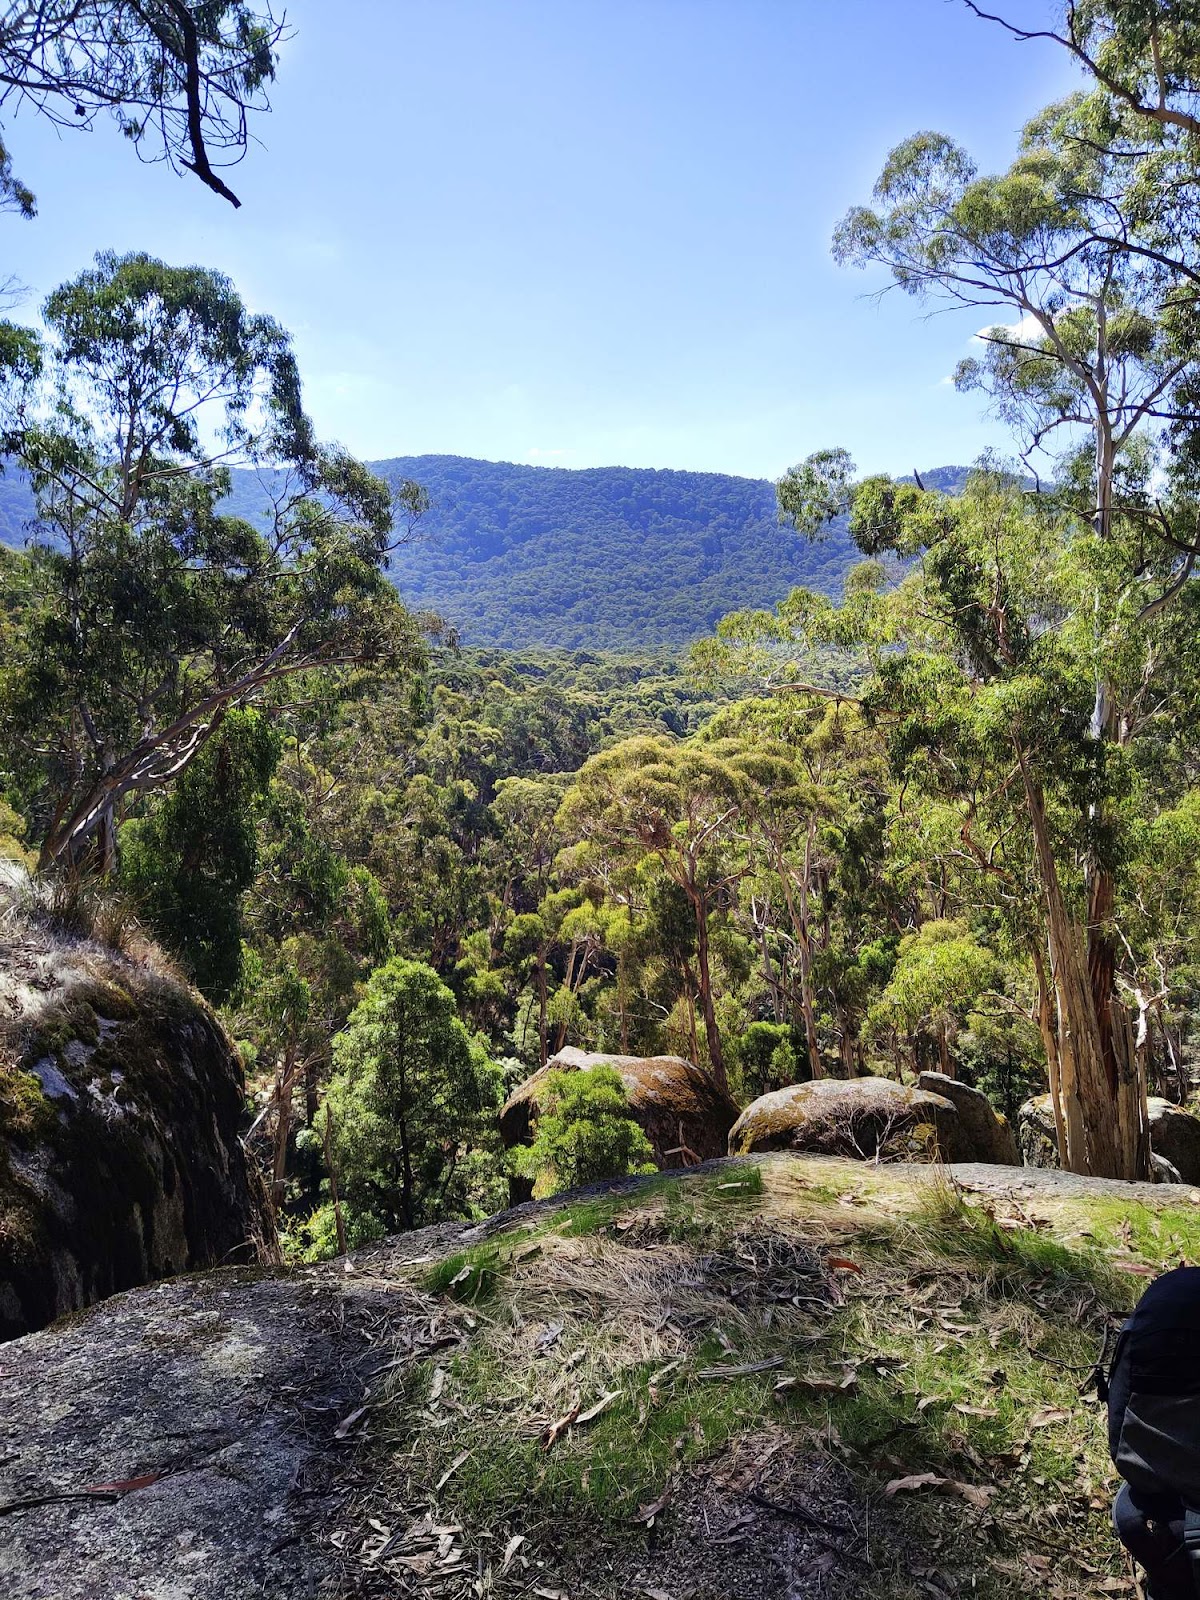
[974,311,1045,347]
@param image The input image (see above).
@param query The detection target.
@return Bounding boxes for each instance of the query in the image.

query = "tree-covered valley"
[8,5,1200,1599]
[1,454,968,649]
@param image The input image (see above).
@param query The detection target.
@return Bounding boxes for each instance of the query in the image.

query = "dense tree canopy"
[0,251,427,871]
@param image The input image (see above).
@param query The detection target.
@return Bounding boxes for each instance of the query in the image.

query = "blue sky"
[3,0,1079,481]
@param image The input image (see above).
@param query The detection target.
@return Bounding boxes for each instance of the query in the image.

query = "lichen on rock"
[0,890,275,1340]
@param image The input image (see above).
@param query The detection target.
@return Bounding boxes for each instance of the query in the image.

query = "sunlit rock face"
[728,1076,979,1163]
[916,1071,1019,1166]
[0,898,275,1340]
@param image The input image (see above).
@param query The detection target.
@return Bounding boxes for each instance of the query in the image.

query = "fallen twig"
[0,1489,122,1516]
[696,1356,786,1380]
[745,1490,871,1569]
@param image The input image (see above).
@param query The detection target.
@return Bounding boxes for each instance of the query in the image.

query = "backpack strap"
[1093,1324,1115,1403]
[1184,1505,1200,1594]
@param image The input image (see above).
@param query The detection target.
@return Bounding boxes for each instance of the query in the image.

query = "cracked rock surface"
[0,1262,441,1600]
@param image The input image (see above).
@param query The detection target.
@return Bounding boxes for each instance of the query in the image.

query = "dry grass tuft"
[324,1159,1172,1599]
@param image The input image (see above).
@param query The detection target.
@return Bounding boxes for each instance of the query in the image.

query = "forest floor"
[5,1153,1200,1599]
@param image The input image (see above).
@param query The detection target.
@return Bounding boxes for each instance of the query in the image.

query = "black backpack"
[1104,1266,1200,1576]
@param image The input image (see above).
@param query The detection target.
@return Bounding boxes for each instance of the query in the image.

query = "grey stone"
[1017,1093,1200,1183]
[917,1071,1019,1165]
[1146,1097,1200,1185]
[0,1264,438,1600]
[728,1076,974,1163]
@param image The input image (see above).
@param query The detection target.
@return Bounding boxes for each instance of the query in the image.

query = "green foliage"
[867,920,999,1049]
[119,710,280,1000]
[0,251,424,870]
[0,796,34,869]
[957,1012,1046,1127]
[321,957,505,1234]
[510,1066,655,1198]
[732,1021,801,1099]
[286,1200,386,1264]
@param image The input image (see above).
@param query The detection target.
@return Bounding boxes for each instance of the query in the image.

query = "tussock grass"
[355,1157,1172,1598]
[421,1245,507,1303]
[0,866,182,982]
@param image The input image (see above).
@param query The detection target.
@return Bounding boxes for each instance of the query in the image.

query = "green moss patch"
[0,1065,57,1146]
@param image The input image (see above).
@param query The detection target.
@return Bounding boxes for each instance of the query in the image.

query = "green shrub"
[285,1201,387,1263]
[734,1021,803,1098]
[511,1066,656,1198]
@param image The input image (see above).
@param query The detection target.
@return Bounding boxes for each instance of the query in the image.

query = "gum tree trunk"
[1018,743,1146,1178]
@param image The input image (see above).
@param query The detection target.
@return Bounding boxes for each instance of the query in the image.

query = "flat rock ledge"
[0,1240,472,1600]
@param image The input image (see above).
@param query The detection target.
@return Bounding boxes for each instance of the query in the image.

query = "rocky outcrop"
[0,1261,419,1600]
[917,1071,1019,1165]
[1144,1099,1200,1184]
[1017,1095,1059,1169]
[1018,1092,1200,1184]
[728,1076,976,1163]
[3,1153,1197,1600]
[1,911,274,1340]
[501,1047,739,1199]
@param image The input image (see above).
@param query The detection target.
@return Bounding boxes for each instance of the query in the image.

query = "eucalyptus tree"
[0,251,427,872]
[489,773,570,1063]
[698,693,900,1082]
[770,453,1200,1177]
[778,83,1200,1178]
[558,735,752,1093]
[961,4,1200,147]
[867,919,999,1080]
[0,1,285,213]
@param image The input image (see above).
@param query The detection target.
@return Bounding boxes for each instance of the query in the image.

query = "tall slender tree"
[0,251,428,872]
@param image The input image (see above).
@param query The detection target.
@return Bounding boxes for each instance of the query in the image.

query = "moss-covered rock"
[916,1071,1019,1165]
[0,918,275,1340]
[501,1047,739,1201]
[728,1076,975,1163]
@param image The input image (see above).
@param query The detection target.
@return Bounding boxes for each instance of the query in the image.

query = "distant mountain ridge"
[0,455,970,650]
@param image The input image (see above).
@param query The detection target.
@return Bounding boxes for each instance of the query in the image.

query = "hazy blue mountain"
[0,455,972,649]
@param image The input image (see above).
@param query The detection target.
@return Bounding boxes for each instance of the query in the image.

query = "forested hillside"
[0,456,966,649]
[375,455,859,649]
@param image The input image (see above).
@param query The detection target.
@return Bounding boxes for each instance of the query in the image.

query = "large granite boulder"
[1018,1092,1200,1183]
[917,1071,1019,1166]
[1145,1099,1200,1185]
[501,1047,739,1199]
[728,1076,975,1163]
[1,907,275,1340]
